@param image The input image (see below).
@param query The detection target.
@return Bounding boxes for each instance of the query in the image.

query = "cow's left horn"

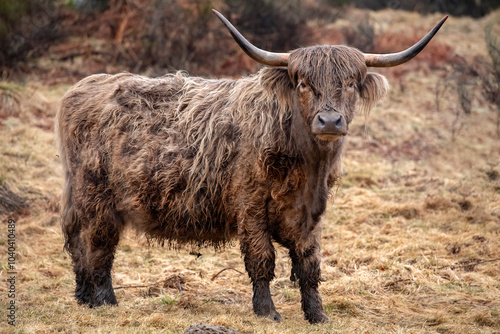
[213,9,290,67]
[364,15,448,67]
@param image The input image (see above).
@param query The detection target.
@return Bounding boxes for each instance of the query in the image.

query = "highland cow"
[56,10,447,323]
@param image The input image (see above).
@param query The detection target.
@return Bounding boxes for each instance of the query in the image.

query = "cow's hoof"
[267,309,282,322]
[89,296,118,308]
[306,312,330,324]
[255,308,282,322]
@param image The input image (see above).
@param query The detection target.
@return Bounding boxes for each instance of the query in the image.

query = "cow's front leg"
[290,246,329,324]
[239,223,281,322]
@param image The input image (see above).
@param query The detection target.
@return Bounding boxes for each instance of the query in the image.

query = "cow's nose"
[313,112,347,136]
[317,114,343,129]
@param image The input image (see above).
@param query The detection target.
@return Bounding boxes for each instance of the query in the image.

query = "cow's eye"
[347,82,357,91]
[297,81,307,91]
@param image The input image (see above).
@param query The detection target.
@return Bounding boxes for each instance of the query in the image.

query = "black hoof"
[254,306,282,322]
[306,312,330,324]
[267,309,282,322]
[89,299,118,308]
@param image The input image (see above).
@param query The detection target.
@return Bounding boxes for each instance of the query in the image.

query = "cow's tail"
[55,103,81,253]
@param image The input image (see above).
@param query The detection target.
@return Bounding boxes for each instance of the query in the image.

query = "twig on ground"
[113,285,149,290]
[439,258,500,271]
[211,267,245,281]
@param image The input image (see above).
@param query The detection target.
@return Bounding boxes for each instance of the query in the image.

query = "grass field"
[1,7,499,334]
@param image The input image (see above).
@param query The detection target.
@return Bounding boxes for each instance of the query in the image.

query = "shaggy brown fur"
[56,45,388,323]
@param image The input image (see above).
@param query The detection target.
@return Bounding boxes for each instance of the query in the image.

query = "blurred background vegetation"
[0,0,499,76]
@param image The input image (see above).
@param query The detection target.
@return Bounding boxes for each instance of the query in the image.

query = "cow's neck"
[290,114,344,221]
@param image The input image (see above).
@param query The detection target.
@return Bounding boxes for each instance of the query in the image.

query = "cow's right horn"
[364,15,448,67]
[213,9,290,67]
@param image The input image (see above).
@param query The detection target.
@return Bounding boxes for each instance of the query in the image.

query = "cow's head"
[213,10,447,143]
[286,45,388,142]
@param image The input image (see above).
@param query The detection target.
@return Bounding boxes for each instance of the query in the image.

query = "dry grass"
[1,8,500,334]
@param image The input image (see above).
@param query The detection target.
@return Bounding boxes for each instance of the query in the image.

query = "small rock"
[184,323,238,334]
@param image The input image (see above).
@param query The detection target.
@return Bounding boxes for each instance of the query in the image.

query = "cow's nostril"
[317,115,325,127]
[335,115,343,127]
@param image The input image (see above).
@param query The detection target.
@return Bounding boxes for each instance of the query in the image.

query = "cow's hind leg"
[65,220,93,305]
[81,211,123,307]
[289,245,329,324]
[239,221,281,322]
[61,186,94,305]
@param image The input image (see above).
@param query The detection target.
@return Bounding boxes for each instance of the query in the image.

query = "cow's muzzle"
[312,111,347,140]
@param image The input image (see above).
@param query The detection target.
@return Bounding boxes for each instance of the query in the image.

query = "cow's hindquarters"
[56,85,124,307]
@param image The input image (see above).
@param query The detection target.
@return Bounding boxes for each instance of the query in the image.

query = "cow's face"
[288,46,388,142]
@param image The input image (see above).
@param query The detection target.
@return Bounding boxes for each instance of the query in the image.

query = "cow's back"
[56,72,241,246]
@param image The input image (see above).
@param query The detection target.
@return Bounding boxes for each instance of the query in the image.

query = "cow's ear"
[359,72,389,117]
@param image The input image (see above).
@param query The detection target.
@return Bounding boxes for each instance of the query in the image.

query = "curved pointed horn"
[364,15,448,67]
[212,9,289,67]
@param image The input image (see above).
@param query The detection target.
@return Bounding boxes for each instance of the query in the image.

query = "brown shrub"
[0,181,28,216]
